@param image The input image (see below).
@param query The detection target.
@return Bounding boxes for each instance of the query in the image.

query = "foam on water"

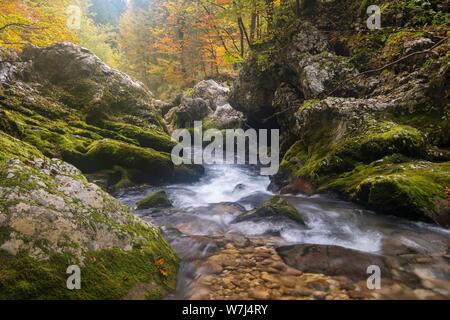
[167,163,272,208]
[118,159,450,255]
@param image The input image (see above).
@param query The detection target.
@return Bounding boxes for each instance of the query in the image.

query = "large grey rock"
[166,96,212,128]
[0,157,164,260]
[193,79,230,110]
[1,42,164,131]
[210,103,245,129]
[165,80,245,130]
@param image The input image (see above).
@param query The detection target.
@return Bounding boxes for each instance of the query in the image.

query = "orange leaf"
[154,257,165,267]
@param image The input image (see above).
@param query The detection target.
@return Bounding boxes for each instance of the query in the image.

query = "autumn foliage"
[1,0,288,97]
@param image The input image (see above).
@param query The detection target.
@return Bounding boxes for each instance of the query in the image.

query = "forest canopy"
[1,0,297,97]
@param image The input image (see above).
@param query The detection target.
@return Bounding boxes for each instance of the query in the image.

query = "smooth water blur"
[117,162,450,256]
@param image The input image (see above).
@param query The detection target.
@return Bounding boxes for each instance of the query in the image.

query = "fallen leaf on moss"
[154,257,165,267]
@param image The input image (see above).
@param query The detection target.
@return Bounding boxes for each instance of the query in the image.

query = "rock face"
[0,42,202,189]
[229,5,450,226]
[229,21,358,128]
[164,80,245,130]
[235,195,306,225]
[0,140,178,299]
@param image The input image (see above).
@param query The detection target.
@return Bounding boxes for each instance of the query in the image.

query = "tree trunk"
[250,11,257,43]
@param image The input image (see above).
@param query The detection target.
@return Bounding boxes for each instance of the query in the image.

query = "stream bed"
[117,162,450,300]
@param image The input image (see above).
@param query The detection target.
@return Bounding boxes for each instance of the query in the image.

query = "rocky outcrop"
[0,43,188,299]
[273,68,450,226]
[164,80,244,130]
[229,4,450,226]
[229,21,359,128]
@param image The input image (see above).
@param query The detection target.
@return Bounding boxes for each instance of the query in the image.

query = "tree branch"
[0,23,33,33]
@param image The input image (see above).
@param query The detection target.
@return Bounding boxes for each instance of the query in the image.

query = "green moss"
[298,99,320,112]
[321,158,450,225]
[59,79,98,109]
[137,191,172,209]
[0,132,43,162]
[109,166,134,191]
[281,120,427,186]
[236,195,306,225]
[83,139,174,182]
[0,242,178,300]
[0,110,23,138]
[102,121,175,153]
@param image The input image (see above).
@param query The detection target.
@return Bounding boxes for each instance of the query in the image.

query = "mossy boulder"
[102,121,175,153]
[80,139,173,182]
[322,158,450,226]
[0,150,178,299]
[137,191,173,209]
[0,42,201,186]
[235,195,306,225]
[274,90,449,226]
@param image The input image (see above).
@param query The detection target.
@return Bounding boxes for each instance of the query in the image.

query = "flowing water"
[117,161,450,299]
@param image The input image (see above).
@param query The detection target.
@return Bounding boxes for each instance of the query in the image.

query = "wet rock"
[276,244,387,281]
[136,191,173,209]
[237,192,272,209]
[235,195,306,225]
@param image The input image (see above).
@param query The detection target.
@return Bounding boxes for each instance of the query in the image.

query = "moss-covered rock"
[102,121,175,153]
[322,158,450,226]
[235,195,306,225]
[0,42,202,186]
[0,151,178,299]
[274,91,449,226]
[83,139,174,181]
[137,191,173,209]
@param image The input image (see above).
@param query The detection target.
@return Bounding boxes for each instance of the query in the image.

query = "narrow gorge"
[0,0,449,300]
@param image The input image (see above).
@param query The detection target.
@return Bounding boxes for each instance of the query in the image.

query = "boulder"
[0,42,203,185]
[192,79,230,110]
[137,191,173,209]
[234,195,306,225]
[276,244,387,281]
[165,80,245,130]
[166,96,212,129]
[209,103,245,129]
[0,150,178,299]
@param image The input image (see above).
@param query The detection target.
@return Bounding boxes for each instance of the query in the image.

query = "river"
[117,160,450,299]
